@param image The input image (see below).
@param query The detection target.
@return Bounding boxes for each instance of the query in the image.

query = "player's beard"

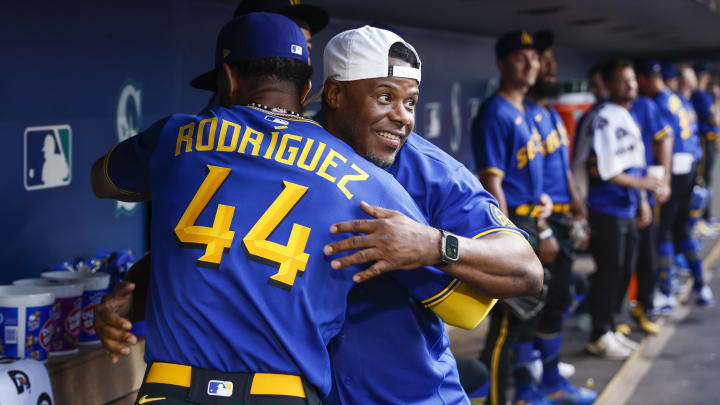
[363,150,397,169]
[531,78,560,99]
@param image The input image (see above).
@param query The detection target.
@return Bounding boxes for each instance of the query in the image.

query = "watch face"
[445,235,459,260]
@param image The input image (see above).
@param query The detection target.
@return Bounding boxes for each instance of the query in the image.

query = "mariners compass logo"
[115,80,143,217]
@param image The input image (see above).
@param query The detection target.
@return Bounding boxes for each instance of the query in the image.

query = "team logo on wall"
[24,125,72,191]
[115,80,143,217]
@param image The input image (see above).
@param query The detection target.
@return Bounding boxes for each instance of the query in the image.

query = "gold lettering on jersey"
[238,126,264,156]
[175,123,195,156]
[217,120,241,152]
[263,132,279,159]
[316,149,347,183]
[172,118,370,199]
[516,130,545,169]
[275,133,303,166]
[543,127,570,155]
[196,117,218,151]
[337,164,369,200]
[297,139,326,171]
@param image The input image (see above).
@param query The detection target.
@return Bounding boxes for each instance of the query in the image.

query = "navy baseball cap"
[661,63,678,80]
[533,29,554,53]
[190,12,309,91]
[234,0,329,34]
[635,59,662,76]
[496,30,536,60]
[695,62,708,74]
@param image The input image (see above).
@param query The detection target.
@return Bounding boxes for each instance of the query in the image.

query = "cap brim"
[190,69,217,91]
[280,4,329,34]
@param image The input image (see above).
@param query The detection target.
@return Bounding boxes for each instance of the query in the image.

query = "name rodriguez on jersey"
[173,116,369,200]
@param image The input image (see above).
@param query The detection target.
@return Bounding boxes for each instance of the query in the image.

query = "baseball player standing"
[631,59,673,333]
[524,31,597,404]
[583,59,661,360]
[472,30,556,405]
[653,64,714,310]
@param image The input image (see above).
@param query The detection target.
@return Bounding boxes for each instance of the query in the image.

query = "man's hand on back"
[324,201,441,283]
[94,281,138,363]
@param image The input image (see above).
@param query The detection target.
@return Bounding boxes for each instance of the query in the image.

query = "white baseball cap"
[323,25,421,84]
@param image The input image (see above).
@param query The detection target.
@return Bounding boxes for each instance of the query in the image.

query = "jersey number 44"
[174,164,311,290]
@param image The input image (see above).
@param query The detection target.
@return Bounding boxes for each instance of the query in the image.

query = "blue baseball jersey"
[586,103,643,219]
[654,89,700,160]
[631,96,671,206]
[631,96,672,167]
[681,95,703,161]
[472,93,544,207]
[691,90,719,140]
[325,133,527,405]
[104,106,458,396]
[525,100,571,204]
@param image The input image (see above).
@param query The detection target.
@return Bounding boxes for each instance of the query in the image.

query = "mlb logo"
[290,44,303,56]
[208,380,233,397]
[264,115,289,126]
[24,125,72,191]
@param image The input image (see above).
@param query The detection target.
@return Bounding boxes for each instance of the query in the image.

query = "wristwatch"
[439,230,460,264]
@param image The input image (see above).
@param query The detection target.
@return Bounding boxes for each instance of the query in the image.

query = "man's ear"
[301,80,312,104]
[219,63,241,100]
[323,79,343,110]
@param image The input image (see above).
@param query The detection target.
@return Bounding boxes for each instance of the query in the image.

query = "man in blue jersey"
[91,15,501,405]
[93,23,543,405]
[631,59,674,334]
[584,60,663,360]
[668,64,714,307]
[691,63,719,223]
[524,31,596,405]
[471,30,557,405]
[317,27,541,405]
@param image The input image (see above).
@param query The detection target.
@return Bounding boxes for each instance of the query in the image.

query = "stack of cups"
[41,272,111,345]
[0,286,55,362]
[13,278,84,356]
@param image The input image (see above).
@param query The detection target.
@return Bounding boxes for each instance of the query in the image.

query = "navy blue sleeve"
[106,116,170,194]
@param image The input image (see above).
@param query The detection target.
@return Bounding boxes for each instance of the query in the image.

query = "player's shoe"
[691,285,715,308]
[631,305,660,335]
[539,376,597,405]
[558,362,575,379]
[515,388,553,405]
[653,291,677,315]
[613,331,640,351]
[615,323,631,336]
[586,331,632,360]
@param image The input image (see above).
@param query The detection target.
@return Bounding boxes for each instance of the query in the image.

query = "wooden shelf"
[46,339,145,405]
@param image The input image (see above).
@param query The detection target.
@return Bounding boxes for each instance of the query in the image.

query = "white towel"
[592,102,646,180]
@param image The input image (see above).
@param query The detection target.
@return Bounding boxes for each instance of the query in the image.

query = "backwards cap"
[323,26,421,84]
[190,12,309,91]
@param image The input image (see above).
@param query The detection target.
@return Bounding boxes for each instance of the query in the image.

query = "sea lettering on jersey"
[173,116,369,200]
[515,128,545,169]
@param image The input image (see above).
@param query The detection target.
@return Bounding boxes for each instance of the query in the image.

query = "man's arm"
[655,134,674,203]
[91,154,150,201]
[324,202,543,298]
[478,172,508,214]
[567,170,588,221]
[609,172,663,191]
